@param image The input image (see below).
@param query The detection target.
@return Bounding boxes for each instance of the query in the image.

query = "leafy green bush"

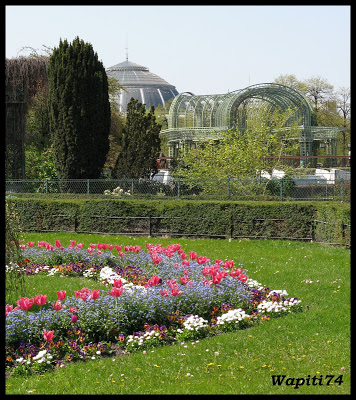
[5,201,27,304]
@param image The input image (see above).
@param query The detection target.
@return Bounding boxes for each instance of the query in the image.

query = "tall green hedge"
[6,198,350,245]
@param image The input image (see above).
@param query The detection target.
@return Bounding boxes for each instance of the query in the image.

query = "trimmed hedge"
[6,197,350,245]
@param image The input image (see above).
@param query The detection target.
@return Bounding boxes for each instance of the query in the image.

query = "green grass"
[6,233,350,394]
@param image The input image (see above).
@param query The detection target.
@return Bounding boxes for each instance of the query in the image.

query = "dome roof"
[106,59,179,112]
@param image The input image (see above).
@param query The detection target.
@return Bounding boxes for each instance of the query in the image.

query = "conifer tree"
[48,37,110,179]
[113,98,161,179]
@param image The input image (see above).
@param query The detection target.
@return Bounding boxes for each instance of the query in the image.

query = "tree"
[47,37,111,179]
[173,106,301,197]
[112,98,161,179]
[303,76,334,116]
[335,87,351,156]
[274,74,307,94]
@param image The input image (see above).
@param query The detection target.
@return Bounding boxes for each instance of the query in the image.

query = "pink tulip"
[5,304,13,316]
[116,245,122,252]
[74,288,91,301]
[230,268,243,277]
[34,294,47,306]
[28,241,35,247]
[222,260,234,269]
[16,297,34,311]
[171,287,183,296]
[189,251,197,260]
[108,287,125,297]
[90,289,100,300]
[55,240,61,248]
[147,275,162,287]
[113,279,123,288]
[51,300,62,311]
[69,307,77,314]
[180,276,190,285]
[71,314,78,323]
[70,240,76,246]
[108,244,114,250]
[160,289,171,297]
[57,290,66,301]
[238,274,248,282]
[43,329,55,342]
[77,243,83,249]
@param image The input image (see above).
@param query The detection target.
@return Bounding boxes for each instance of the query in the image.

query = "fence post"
[131,179,134,195]
[87,179,90,195]
[149,215,152,237]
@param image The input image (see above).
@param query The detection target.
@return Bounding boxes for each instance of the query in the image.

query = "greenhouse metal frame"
[161,83,342,166]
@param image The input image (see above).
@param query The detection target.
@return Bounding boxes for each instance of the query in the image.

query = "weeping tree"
[5,56,49,179]
[48,37,111,179]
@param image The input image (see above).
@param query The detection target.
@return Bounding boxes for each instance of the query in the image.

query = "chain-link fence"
[5,176,350,201]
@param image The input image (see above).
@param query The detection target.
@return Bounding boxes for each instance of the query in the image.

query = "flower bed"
[6,240,302,377]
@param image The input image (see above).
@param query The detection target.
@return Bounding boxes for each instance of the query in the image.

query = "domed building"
[106,58,179,113]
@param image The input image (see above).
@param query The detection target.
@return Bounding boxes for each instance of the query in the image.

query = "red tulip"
[28,241,35,247]
[57,290,66,301]
[55,240,61,248]
[51,300,62,311]
[189,251,197,260]
[70,240,76,246]
[108,244,114,250]
[16,297,34,311]
[77,243,83,249]
[108,287,125,297]
[90,289,100,300]
[43,329,55,342]
[71,314,78,323]
[116,245,122,252]
[69,307,77,314]
[34,294,47,306]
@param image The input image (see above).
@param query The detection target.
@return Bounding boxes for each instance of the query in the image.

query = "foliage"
[47,36,111,179]
[112,98,161,179]
[6,239,303,379]
[173,106,301,197]
[6,197,350,245]
[25,145,58,180]
[5,201,27,304]
[6,56,49,179]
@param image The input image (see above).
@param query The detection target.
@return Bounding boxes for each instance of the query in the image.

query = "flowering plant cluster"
[6,240,302,377]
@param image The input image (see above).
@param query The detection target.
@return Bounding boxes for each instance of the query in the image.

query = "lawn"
[5,233,350,394]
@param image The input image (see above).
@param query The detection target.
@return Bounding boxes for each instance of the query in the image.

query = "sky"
[5,5,350,96]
